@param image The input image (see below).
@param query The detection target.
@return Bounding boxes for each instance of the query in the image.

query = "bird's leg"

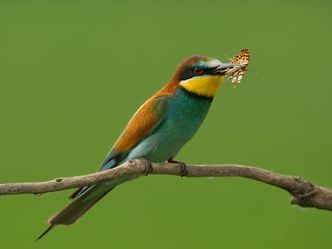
[167,158,188,177]
[139,158,153,175]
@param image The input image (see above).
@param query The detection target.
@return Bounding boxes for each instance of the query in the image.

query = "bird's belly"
[127,89,212,162]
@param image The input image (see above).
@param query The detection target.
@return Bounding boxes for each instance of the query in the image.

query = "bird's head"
[172,55,236,98]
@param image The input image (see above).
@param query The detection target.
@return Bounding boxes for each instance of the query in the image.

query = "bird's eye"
[194,67,203,74]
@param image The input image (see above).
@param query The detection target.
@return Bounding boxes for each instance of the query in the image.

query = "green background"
[1,1,331,248]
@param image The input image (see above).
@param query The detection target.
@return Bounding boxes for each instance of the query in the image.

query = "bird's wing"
[45,94,171,232]
[100,94,169,170]
[69,94,169,199]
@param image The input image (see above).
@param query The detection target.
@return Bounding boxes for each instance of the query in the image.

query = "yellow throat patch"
[180,75,224,97]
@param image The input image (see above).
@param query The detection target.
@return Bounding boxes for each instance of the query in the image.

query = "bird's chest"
[127,88,213,162]
[165,89,212,140]
[145,89,212,161]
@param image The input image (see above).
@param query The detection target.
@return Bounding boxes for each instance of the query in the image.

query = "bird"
[37,55,238,240]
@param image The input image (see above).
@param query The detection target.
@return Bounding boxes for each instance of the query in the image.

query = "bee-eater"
[37,55,238,239]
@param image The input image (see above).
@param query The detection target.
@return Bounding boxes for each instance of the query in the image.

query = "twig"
[0,159,331,211]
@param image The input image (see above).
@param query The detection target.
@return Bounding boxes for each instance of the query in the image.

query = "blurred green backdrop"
[0,0,331,248]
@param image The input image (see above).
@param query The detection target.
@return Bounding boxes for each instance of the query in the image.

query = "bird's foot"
[167,158,188,177]
[140,158,153,175]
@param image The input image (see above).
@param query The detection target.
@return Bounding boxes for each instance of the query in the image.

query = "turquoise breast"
[127,87,213,162]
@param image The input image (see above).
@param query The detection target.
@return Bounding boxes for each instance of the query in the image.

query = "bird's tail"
[36,184,114,240]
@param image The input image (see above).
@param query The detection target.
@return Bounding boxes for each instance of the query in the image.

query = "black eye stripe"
[179,67,197,81]
[179,66,217,81]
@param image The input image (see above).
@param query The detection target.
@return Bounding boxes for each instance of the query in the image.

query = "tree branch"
[0,159,331,211]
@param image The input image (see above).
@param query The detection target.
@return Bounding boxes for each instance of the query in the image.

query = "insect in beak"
[226,48,250,86]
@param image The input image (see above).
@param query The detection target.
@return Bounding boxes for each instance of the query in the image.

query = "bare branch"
[0,159,331,211]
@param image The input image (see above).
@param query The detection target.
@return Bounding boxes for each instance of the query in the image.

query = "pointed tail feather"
[37,185,114,240]
[36,224,54,241]
[68,185,91,200]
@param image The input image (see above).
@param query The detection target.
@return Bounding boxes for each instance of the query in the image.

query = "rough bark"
[0,159,331,211]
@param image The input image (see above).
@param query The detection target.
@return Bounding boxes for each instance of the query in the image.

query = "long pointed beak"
[213,63,239,76]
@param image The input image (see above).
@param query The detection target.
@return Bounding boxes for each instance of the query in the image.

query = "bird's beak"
[213,63,239,76]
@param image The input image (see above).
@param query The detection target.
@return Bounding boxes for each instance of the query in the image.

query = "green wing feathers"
[38,94,169,240]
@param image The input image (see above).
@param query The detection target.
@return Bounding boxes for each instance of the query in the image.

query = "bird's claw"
[167,159,188,177]
[140,158,153,175]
